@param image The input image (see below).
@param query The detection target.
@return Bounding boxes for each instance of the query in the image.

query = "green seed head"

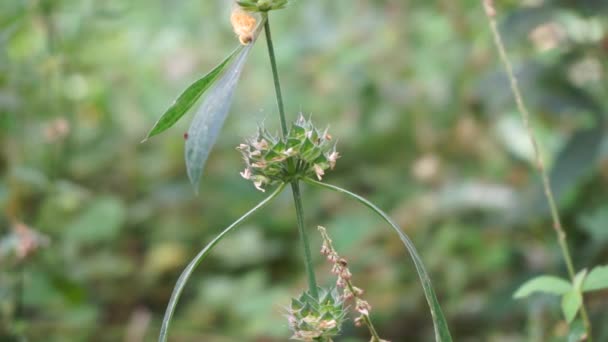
[287,287,347,341]
[238,115,339,191]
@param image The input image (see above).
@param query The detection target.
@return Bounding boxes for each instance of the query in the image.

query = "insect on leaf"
[185,43,254,192]
[143,47,242,141]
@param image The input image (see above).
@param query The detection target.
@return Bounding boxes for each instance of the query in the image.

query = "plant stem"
[482,0,592,338]
[159,184,287,342]
[318,227,384,341]
[264,14,319,299]
[291,180,319,299]
[264,16,288,137]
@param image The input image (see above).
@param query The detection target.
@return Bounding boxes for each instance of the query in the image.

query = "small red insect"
[184,132,189,140]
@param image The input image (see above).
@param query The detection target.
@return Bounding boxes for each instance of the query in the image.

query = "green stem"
[264,14,319,299]
[263,15,288,137]
[159,183,286,342]
[363,314,382,342]
[482,1,592,338]
[291,180,319,299]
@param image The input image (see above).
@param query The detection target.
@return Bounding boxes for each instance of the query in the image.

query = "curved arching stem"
[303,178,453,342]
[159,183,287,342]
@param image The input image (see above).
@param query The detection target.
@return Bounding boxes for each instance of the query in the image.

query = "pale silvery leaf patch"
[185,43,255,192]
[145,9,265,192]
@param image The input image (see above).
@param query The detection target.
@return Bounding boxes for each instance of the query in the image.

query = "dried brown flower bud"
[483,0,496,18]
[231,7,257,45]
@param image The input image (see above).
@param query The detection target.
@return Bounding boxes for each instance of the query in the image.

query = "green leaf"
[583,265,608,292]
[143,47,241,141]
[572,269,587,290]
[185,43,254,191]
[561,289,582,324]
[64,196,126,243]
[513,275,572,298]
[158,183,285,342]
[579,207,608,243]
[567,319,586,342]
[304,178,453,342]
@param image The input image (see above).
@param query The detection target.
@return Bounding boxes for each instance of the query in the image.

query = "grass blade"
[144,47,242,141]
[304,178,453,342]
[158,183,286,342]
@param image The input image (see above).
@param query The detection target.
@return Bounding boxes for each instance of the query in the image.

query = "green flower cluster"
[287,288,346,342]
[236,0,289,13]
[238,115,339,191]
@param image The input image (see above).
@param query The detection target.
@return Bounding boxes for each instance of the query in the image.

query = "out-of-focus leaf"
[567,319,586,342]
[578,207,608,242]
[10,166,49,192]
[64,196,126,243]
[144,48,241,140]
[545,127,603,203]
[185,43,254,191]
[513,126,603,221]
[561,289,582,323]
[513,275,572,298]
[144,242,187,276]
[213,227,276,268]
[582,265,608,292]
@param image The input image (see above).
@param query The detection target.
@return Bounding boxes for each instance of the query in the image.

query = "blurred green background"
[1,0,607,341]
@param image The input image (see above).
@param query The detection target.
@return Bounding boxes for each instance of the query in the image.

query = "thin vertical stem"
[264,16,289,138]
[291,181,319,299]
[264,14,319,299]
[482,0,592,338]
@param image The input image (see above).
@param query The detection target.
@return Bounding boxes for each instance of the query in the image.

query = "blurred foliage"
[1,0,607,341]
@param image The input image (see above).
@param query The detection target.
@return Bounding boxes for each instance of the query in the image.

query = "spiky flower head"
[237,0,289,13]
[287,287,347,341]
[238,115,339,191]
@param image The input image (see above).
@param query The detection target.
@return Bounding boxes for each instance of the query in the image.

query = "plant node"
[237,0,289,13]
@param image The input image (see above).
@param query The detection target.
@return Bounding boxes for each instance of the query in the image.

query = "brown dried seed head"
[231,8,257,45]
[483,0,496,18]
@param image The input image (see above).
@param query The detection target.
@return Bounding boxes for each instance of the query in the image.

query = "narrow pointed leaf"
[304,178,453,342]
[561,289,582,324]
[582,265,608,292]
[572,269,587,290]
[185,43,254,191]
[144,48,241,140]
[513,275,572,298]
[158,183,286,342]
